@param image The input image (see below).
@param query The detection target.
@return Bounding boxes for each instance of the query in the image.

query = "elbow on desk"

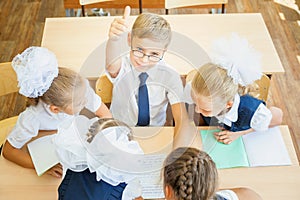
[2,140,34,169]
[2,140,14,160]
[2,140,11,160]
[269,106,283,127]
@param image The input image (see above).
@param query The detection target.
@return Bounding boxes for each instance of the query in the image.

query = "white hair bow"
[12,46,59,98]
[212,33,262,86]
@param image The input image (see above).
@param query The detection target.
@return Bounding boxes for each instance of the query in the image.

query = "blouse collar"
[220,94,240,126]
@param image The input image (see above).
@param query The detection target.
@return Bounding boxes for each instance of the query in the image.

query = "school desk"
[63,0,227,15]
[41,13,284,79]
[0,125,297,200]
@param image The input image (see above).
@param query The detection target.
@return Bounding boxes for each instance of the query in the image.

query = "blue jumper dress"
[58,169,127,200]
[202,95,265,131]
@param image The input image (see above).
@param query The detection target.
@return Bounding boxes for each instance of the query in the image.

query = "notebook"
[200,126,291,169]
[27,134,59,176]
[242,127,291,167]
[201,129,249,169]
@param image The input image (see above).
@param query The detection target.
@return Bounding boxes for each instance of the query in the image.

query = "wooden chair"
[241,73,270,102]
[0,62,19,148]
[95,75,113,107]
[164,0,228,14]
[79,0,112,16]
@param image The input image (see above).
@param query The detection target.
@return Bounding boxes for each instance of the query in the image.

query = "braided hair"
[86,118,132,143]
[163,147,218,200]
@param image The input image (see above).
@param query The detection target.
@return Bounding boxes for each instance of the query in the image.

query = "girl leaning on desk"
[2,47,111,178]
[54,113,261,200]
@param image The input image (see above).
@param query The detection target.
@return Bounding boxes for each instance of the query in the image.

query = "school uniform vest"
[58,169,126,200]
[215,194,229,200]
[202,95,265,132]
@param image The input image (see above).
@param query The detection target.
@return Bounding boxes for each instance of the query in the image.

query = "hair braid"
[164,147,218,200]
[86,118,132,143]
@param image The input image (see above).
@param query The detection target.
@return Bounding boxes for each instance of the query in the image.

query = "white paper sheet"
[27,134,59,176]
[135,154,166,199]
[139,171,165,199]
[242,126,291,167]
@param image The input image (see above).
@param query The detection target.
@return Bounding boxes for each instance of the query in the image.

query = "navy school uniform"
[215,194,229,200]
[202,95,265,132]
[58,169,127,200]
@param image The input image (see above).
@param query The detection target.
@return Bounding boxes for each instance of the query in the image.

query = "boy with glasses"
[106,6,187,135]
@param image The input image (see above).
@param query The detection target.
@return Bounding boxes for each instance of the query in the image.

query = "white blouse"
[217,94,272,131]
[54,115,144,200]
[7,80,102,148]
[183,82,272,131]
[216,190,239,200]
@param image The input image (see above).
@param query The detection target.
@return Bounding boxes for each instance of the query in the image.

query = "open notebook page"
[242,126,291,167]
[201,129,249,169]
[27,134,59,176]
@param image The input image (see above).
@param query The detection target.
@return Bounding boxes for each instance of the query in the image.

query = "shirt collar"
[223,94,240,122]
[41,100,54,116]
[130,59,164,81]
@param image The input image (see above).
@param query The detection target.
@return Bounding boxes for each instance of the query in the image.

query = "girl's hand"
[109,6,131,40]
[46,163,63,178]
[214,130,241,144]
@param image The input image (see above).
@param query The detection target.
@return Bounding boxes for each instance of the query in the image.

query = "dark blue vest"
[202,95,265,132]
[215,194,229,200]
[58,169,126,200]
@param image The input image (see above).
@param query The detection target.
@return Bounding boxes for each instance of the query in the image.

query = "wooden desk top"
[41,13,284,78]
[63,0,227,9]
[0,125,297,199]
[218,166,300,199]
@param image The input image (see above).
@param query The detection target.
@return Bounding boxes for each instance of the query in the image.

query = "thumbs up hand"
[123,5,130,20]
[109,6,131,40]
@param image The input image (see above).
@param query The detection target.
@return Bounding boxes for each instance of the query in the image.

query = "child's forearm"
[173,103,202,150]
[106,7,131,77]
[95,102,112,118]
[106,38,123,77]
[174,120,202,150]
[269,106,283,127]
[2,141,34,168]
[236,128,254,137]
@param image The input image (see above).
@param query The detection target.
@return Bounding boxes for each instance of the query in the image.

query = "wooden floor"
[1,0,300,160]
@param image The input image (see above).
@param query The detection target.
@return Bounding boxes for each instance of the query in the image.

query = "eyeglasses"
[131,49,164,62]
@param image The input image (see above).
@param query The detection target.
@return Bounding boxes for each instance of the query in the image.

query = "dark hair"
[163,147,218,200]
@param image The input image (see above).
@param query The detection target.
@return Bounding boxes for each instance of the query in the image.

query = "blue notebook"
[200,129,249,169]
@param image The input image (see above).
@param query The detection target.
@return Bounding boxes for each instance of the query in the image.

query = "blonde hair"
[86,118,132,143]
[164,147,218,200]
[132,13,172,47]
[192,63,238,104]
[27,67,86,109]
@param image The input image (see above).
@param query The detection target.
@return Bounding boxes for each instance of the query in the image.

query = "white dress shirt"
[106,56,184,126]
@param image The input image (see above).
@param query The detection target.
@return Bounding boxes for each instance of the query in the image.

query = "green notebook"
[200,129,249,169]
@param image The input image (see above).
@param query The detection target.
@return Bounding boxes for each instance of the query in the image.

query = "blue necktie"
[137,72,150,126]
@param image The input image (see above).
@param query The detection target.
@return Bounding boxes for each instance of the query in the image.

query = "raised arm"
[172,103,202,150]
[106,6,131,78]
